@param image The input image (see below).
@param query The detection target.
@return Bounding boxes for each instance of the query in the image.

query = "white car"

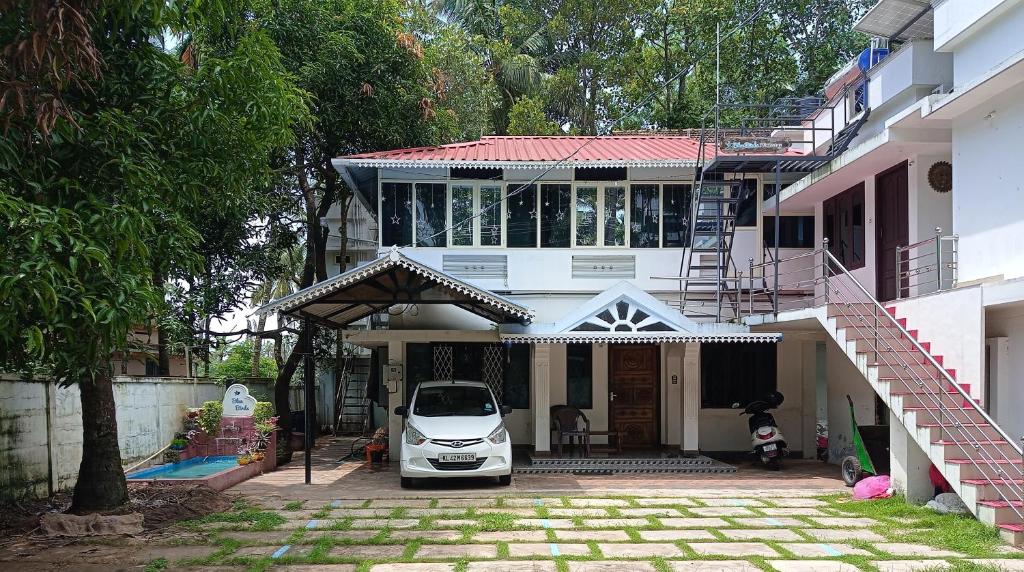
[395,380,513,488]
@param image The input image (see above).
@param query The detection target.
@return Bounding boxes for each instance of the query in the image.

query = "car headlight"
[487,424,507,444]
[405,425,427,445]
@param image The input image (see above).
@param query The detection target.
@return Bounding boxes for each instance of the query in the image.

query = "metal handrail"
[895,227,959,300]
[824,247,1019,451]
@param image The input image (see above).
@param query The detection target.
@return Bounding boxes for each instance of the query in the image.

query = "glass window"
[415,183,447,247]
[701,343,777,408]
[575,186,598,246]
[763,216,815,248]
[662,184,692,247]
[566,344,593,409]
[603,186,626,246]
[381,182,412,247]
[630,184,659,248]
[507,183,537,247]
[503,344,530,408]
[451,184,474,246]
[735,179,758,227]
[479,185,503,246]
[540,184,571,247]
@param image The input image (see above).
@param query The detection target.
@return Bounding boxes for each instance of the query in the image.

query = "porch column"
[889,411,932,503]
[387,340,405,462]
[682,343,700,454]
[532,344,551,454]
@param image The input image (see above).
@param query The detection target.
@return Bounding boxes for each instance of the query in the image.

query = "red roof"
[338,135,705,168]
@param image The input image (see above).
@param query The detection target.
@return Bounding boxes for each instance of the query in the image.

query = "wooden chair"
[551,405,591,457]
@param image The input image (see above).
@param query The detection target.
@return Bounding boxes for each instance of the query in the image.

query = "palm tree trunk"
[250,313,267,377]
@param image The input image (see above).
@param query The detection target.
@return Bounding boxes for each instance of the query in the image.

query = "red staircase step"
[935,440,1008,446]
[998,524,1024,532]
[963,478,1024,486]
[979,500,1024,508]
[948,459,1023,465]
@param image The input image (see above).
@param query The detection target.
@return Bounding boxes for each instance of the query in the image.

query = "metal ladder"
[335,356,371,435]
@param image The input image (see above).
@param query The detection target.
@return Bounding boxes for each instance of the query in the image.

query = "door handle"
[610,392,617,402]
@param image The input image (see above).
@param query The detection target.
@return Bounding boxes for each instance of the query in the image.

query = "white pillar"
[665,344,683,447]
[387,341,405,462]
[889,410,933,503]
[532,344,551,454]
[682,343,700,454]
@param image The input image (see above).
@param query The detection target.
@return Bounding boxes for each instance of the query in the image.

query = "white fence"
[0,376,224,502]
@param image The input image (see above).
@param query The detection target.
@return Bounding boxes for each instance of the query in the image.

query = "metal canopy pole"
[774,160,781,316]
[303,316,314,485]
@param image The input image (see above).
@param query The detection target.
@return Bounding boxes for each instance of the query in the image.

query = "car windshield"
[413,385,497,417]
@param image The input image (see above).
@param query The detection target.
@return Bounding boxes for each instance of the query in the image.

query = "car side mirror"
[394,405,408,417]
[500,405,513,417]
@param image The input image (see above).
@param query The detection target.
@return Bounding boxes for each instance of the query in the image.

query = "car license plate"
[438,453,476,463]
[763,444,777,452]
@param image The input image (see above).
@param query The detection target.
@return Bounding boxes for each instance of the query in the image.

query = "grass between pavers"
[282,500,304,511]
[142,557,168,572]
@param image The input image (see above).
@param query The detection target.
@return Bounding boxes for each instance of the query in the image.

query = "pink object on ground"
[853,475,894,499]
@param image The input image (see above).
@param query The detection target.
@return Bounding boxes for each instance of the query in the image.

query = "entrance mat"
[517,455,737,474]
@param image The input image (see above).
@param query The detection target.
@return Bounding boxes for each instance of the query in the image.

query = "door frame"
[875,160,909,301]
[607,343,661,448]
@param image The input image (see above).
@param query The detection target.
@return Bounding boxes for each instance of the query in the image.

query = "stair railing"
[895,227,960,300]
[821,248,1024,518]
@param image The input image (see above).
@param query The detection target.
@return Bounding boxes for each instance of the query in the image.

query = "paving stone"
[507,543,591,557]
[304,530,379,542]
[556,529,631,541]
[699,498,765,507]
[234,545,312,558]
[548,508,610,517]
[967,560,1024,570]
[660,517,729,528]
[433,519,476,527]
[285,519,349,530]
[799,528,885,542]
[598,542,685,557]
[584,518,649,527]
[720,528,802,541]
[619,508,681,517]
[279,566,356,572]
[388,529,463,541]
[569,561,657,572]
[329,545,405,558]
[690,507,756,516]
[505,498,562,507]
[768,561,861,572]
[370,499,432,508]
[688,542,779,557]
[369,564,454,572]
[638,529,716,540]
[732,517,804,527]
[636,497,697,506]
[216,531,293,544]
[808,517,877,527]
[467,561,557,572]
[415,544,497,559]
[770,498,828,507]
[349,518,419,529]
[473,530,549,542]
[437,499,495,508]
[405,509,471,517]
[780,543,872,557]
[572,498,630,507]
[875,543,964,557]
[134,546,221,561]
[871,561,950,571]
[667,562,762,572]
[329,499,364,508]
[330,509,392,517]
[277,510,321,520]
[761,507,826,516]
[516,518,575,528]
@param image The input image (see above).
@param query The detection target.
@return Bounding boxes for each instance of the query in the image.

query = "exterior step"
[853,338,931,354]
[827,303,890,318]
[870,362,953,380]
[893,391,980,409]
[833,314,906,330]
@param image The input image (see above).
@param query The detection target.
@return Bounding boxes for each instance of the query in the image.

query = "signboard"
[721,136,792,154]
[222,383,257,417]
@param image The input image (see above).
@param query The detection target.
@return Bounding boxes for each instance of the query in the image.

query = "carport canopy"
[255,247,534,327]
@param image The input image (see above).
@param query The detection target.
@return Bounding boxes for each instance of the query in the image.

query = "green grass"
[142,558,168,572]
[184,507,286,531]
[282,500,304,511]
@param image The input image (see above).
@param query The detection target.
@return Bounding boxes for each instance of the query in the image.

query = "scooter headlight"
[405,425,427,446]
[486,424,507,445]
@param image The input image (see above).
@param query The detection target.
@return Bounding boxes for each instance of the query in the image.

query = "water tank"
[857,46,889,72]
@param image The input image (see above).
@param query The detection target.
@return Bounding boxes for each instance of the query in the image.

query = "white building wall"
[983,308,1024,442]
[934,0,1024,85]
[825,337,878,462]
[951,85,1024,284]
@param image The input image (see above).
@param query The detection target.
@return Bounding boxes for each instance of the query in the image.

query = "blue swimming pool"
[128,456,238,480]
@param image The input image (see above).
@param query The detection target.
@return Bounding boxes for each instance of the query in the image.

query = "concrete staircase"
[823,301,1024,544]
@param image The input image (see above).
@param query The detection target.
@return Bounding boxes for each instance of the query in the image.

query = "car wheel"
[498,473,512,486]
[400,476,415,489]
[841,455,863,487]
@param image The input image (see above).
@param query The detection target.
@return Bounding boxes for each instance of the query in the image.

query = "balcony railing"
[895,227,959,300]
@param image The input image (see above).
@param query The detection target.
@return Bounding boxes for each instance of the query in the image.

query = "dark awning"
[255,248,534,327]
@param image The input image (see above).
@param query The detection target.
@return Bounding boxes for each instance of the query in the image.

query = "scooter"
[739,391,788,470]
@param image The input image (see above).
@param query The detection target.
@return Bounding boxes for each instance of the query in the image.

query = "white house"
[257,0,1024,543]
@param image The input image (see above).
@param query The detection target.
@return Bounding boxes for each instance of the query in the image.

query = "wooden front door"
[876,161,909,302]
[608,344,660,447]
